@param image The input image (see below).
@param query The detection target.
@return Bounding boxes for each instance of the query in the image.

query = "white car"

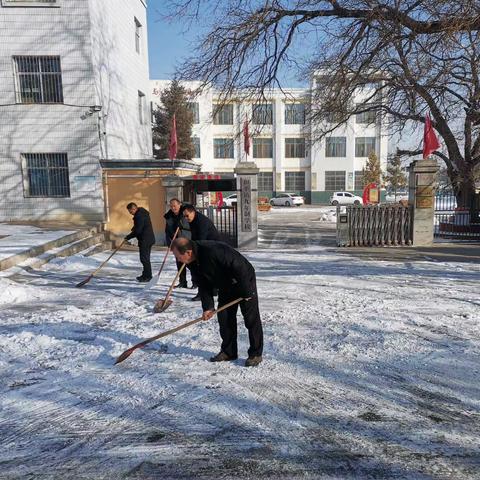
[269,193,305,207]
[330,191,363,206]
[385,190,408,203]
[222,193,237,207]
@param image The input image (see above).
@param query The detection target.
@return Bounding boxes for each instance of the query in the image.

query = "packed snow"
[0,241,479,479]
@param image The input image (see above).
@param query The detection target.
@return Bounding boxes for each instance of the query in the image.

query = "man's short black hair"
[172,238,194,254]
[182,204,196,213]
[169,198,181,204]
[126,202,137,210]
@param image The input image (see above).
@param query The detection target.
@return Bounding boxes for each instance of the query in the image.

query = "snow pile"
[0,278,48,306]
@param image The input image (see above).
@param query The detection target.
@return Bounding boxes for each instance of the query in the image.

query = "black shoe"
[210,352,238,362]
[191,293,201,301]
[136,275,144,281]
[190,284,198,289]
[245,356,262,367]
[175,282,188,289]
[137,276,152,283]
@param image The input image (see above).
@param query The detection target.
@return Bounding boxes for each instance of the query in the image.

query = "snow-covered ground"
[0,245,479,479]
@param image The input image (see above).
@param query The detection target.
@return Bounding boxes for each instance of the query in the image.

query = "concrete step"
[0,224,104,271]
[84,241,115,257]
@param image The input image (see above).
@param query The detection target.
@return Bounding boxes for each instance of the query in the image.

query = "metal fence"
[341,205,412,246]
[434,192,480,239]
[197,206,238,247]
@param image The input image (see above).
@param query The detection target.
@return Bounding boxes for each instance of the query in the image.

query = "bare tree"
[160,0,480,205]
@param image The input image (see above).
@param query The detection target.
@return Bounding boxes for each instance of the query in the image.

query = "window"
[354,170,364,190]
[285,138,305,158]
[324,111,344,123]
[325,171,346,190]
[188,102,200,124]
[285,103,305,124]
[355,137,376,157]
[285,171,305,191]
[23,153,70,197]
[214,138,234,158]
[137,91,145,124]
[213,104,233,125]
[14,56,63,103]
[325,137,346,157]
[2,0,59,6]
[252,103,273,125]
[134,17,142,54]
[192,137,201,158]
[356,108,376,124]
[258,172,273,191]
[253,138,273,158]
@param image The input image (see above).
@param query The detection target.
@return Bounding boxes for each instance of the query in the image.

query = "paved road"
[258,206,337,248]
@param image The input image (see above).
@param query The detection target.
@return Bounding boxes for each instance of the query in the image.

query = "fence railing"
[197,206,238,247]
[342,205,412,247]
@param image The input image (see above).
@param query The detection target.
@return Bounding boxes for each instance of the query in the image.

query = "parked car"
[269,193,305,207]
[222,193,237,207]
[330,191,363,206]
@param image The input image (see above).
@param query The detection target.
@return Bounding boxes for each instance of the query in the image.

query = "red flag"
[423,113,440,159]
[216,191,224,211]
[168,114,177,160]
[243,118,250,155]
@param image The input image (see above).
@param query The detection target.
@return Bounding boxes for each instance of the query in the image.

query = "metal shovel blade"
[75,275,93,288]
[153,298,173,313]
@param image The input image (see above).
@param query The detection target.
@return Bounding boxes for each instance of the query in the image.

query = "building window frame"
[188,102,200,124]
[325,137,347,157]
[284,103,305,124]
[22,153,70,198]
[134,17,142,54]
[137,91,146,124]
[2,0,60,6]
[13,55,63,104]
[192,137,201,158]
[354,170,364,191]
[213,103,234,125]
[258,172,274,191]
[355,137,376,157]
[252,103,273,125]
[285,138,306,158]
[325,170,346,191]
[285,171,305,191]
[213,138,234,159]
[252,137,273,158]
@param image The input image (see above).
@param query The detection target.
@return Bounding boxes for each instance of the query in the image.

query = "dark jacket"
[189,210,220,241]
[164,209,189,245]
[125,207,155,245]
[187,240,257,311]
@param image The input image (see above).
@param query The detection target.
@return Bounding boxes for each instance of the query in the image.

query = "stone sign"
[240,177,252,231]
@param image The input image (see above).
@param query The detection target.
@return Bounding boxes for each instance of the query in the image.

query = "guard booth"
[182,173,238,247]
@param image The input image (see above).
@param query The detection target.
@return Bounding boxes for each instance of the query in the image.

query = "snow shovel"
[75,240,125,288]
[114,297,245,365]
[153,263,186,313]
[144,226,180,291]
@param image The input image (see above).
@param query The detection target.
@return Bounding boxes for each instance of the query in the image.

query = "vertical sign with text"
[240,177,252,232]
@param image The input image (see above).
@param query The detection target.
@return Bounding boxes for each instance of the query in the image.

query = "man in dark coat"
[164,198,190,288]
[171,238,263,367]
[182,205,221,300]
[125,202,155,282]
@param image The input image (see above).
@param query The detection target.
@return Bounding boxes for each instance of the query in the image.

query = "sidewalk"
[336,241,480,264]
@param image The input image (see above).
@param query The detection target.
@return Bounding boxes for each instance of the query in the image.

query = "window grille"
[14,56,63,103]
[355,137,376,157]
[252,103,273,125]
[134,18,142,54]
[253,138,273,158]
[285,138,305,158]
[258,172,274,191]
[214,138,234,158]
[325,137,347,157]
[188,102,200,124]
[285,103,305,124]
[354,171,364,190]
[192,137,201,158]
[285,171,305,191]
[138,91,145,124]
[213,104,233,125]
[23,153,70,197]
[325,171,346,190]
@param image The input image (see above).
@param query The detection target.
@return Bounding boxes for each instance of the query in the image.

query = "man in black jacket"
[171,238,263,367]
[164,198,190,288]
[125,202,156,282]
[182,205,221,300]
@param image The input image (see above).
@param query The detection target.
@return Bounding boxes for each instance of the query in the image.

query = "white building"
[0,0,152,222]
[151,79,388,203]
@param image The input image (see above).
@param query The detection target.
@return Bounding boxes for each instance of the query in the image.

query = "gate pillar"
[408,159,439,246]
[234,162,259,249]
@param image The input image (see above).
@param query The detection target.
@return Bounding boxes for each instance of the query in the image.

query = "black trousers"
[176,259,187,284]
[217,281,263,358]
[139,242,153,279]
